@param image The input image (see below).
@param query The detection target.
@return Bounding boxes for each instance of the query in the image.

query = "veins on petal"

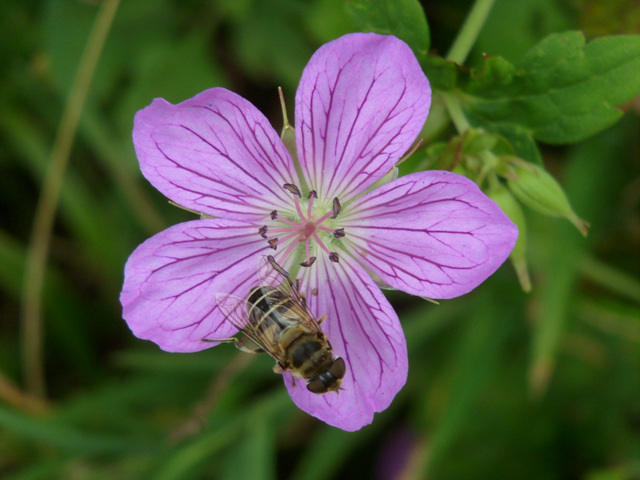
[197,102,294,198]
[317,261,400,393]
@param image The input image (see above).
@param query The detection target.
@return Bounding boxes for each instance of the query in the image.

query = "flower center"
[300,222,316,241]
[258,184,345,267]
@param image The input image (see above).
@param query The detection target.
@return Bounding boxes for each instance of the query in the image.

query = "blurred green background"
[1,0,639,479]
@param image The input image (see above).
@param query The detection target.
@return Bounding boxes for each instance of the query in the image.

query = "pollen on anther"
[283,183,301,197]
[268,238,279,250]
[301,256,317,267]
[329,252,340,263]
[333,228,345,238]
[258,225,268,238]
[270,210,278,220]
[331,198,341,219]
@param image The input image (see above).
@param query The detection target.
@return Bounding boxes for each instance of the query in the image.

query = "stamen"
[283,183,301,197]
[313,211,333,226]
[258,225,268,238]
[267,255,289,278]
[317,224,336,233]
[305,237,311,262]
[273,216,298,227]
[270,210,278,220]
[300,256,317,267]
[278,231,300,245]
[333,228,345,238]
[331,198,341,219]
[280,237,299,260]
[312,232,332,255]
[312,288,318,296]
[267,226,299,234]
[293,195,307,221]
[307,190,317,218]
[268,238,279,250]
[329,252,340,263]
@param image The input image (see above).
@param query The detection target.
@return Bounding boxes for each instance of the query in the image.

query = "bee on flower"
[121,33,517,431]
[211,255,346,395]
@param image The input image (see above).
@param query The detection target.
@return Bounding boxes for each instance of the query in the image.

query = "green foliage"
[345,0,430,60]
[426,31,640,164]
[2,0,640,479]
[463,32,640,144]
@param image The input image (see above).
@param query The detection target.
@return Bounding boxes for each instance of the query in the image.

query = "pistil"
[257,184,346,267]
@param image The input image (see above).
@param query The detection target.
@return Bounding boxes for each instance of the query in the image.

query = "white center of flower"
[258,184,344,267]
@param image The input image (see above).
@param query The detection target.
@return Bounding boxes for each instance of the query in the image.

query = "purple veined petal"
[341,171,518,299]
[120,218,272,352]
[134,88,297,221]
[295,33,431,203]
[283,255,408,431]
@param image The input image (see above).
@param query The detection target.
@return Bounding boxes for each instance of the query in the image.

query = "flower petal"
[283,255,408,431]
[120,219,271,352]
[342,171,518,299]
[133,88,296,220]
[295,33,431,202]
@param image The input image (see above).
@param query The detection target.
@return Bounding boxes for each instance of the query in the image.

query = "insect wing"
[215,291,286,362]
[257,256,290,291]
[259,255,325,335]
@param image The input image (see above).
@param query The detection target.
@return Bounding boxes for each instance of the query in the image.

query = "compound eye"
[329,357,346,379]
[306,378,328,394]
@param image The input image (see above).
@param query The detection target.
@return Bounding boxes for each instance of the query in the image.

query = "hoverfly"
[210,256,345,394]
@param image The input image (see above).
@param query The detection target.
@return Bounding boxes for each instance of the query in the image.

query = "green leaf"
[44,0,177,99]
[234,2,314,91]
[462,32,640,145]
[221,418,275,480]
[0,404,145,454]
[153,390,289,480]
[0,230,97,377]
[488,123,542,165]
[474,0,573,64]
[528,115,632,396]
[425,294,516,472]
[345,0,430,60]
[422,55,459,91]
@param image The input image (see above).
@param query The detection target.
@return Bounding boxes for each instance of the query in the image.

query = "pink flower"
[121,33,517,431]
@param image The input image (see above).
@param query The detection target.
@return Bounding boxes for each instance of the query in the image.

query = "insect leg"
[299,290,307,307]
[202,336,264,354]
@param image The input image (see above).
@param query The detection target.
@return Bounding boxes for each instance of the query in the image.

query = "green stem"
[441,93,471,133]
[446,0,495,64]
[579,256,640,304]
[20,0,121,398]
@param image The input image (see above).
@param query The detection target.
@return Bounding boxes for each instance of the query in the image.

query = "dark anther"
[333,228,345,238]
[300,256,317,267]
[268,238,279,250]
[267,255,289,278]
[283,183,301,197]
[329,252,340,263]
[270,210,278,220]
[312,288,318,296]
[258,225,268,238]
[331,198,341,219]
[308,190,318,200]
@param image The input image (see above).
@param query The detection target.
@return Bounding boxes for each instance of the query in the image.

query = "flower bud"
[488,184,531,292]
[507,163,588,236]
